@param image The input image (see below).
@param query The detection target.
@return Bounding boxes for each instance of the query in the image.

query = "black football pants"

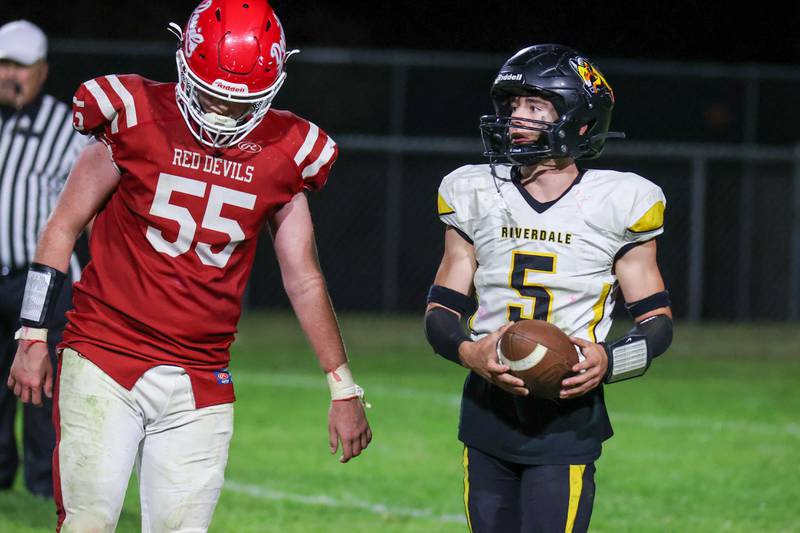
[463,446,595,533]
[0,268,71,497]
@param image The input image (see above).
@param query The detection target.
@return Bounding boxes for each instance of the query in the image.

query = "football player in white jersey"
[424,44,673,533]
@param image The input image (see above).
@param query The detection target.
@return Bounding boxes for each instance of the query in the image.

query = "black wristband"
[625,291,671,319]
[424,306,471,365]
[19,263,67,328]
[426,285,477,317]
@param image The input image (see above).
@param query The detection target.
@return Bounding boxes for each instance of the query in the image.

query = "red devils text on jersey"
[62,74,338,407]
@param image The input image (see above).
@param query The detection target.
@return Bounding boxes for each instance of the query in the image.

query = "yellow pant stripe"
[565,464,586,533]
[463,447,473,533]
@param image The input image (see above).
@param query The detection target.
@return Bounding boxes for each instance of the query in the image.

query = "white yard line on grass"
[236,372,462,406]
[235,372,799,439]
[224,481,467,524]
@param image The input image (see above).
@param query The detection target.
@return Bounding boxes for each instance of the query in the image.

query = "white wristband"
[14,326,48,342]
[326,364,365,403]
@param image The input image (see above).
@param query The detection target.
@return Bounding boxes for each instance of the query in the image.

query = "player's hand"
[7,341,53,407]
[560,337,608,399]
[328,397,372,463]
[458,324,529,397]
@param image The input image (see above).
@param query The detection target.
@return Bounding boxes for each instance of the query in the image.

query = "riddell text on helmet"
[495,73,523,83]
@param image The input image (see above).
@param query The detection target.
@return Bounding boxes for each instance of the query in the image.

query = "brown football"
[497,320,579,399]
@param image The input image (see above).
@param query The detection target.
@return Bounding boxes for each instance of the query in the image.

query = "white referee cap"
[0,20,48,66]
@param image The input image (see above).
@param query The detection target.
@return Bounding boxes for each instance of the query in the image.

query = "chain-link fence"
[47,41,800,321]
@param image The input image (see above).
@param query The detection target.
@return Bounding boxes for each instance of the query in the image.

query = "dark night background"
[3,1,800,64]
[2,1,798,320]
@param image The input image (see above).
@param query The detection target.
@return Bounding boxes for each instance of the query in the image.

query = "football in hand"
[497,320,579,399]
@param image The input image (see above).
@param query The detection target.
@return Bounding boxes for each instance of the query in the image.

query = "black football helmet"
[479,44,624,165]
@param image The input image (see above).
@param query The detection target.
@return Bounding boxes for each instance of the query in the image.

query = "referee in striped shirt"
[0,20,84,498]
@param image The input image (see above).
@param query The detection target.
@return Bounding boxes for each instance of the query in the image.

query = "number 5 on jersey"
[146,172,256,268]
[507,251,556,322]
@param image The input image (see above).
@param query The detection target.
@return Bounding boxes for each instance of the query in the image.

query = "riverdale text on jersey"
[500,226,573,244]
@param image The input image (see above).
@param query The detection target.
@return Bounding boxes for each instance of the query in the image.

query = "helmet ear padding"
[480,43,624,165]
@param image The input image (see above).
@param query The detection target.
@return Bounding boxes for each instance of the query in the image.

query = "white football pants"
[56,348,234,533]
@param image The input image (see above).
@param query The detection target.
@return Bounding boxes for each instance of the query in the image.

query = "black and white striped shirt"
[0,93,85,277]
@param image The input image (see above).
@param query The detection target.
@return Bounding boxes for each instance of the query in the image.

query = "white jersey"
[437,164,665,343]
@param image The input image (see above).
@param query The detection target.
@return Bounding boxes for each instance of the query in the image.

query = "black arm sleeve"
[636,313,673,359]
[424,307,470,365]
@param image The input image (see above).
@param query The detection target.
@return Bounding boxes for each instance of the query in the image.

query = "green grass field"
[2,314,799,532]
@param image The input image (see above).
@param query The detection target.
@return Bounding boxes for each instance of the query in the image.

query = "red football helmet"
[171,0,297,148]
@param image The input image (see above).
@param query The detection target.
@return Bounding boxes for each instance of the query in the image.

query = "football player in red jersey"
[6,1,371,531]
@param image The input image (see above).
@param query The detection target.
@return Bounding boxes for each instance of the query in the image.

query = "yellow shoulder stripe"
[438,193,455,216]
[628,201,665,233]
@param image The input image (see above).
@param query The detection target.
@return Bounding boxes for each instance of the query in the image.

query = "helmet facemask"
[175,50,286,149]
[480,90,585,166]
[480,114,562,166]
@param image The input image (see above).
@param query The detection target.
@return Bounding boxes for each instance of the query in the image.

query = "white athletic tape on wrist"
[20,270,52,323]
[14,327,48,342]
[496,340,549,371]
[326,364,362,401]
[606,338,648,383]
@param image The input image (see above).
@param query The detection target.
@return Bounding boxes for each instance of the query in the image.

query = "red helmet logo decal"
[569,57,614,103]
[185,0,213,58]
[270,22,288,73]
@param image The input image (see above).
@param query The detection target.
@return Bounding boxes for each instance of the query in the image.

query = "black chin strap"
[589,131,626,144]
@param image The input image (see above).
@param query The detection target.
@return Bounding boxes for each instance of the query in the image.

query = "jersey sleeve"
[72,74,142,141]
[606,173,666,254]
[436,166,487,242]
[290,120,338,192]
[620,181,666,245]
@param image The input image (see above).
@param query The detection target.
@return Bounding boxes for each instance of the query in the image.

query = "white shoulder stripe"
[301,136,336,179]
[293,122,319,166]
[84,79,119,133]
[106,75,138,129]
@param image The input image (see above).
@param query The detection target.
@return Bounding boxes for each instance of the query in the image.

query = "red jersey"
[62,74,337,407]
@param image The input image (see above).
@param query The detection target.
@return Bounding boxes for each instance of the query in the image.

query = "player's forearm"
[32,217,82,273]
[284,271,348,372]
